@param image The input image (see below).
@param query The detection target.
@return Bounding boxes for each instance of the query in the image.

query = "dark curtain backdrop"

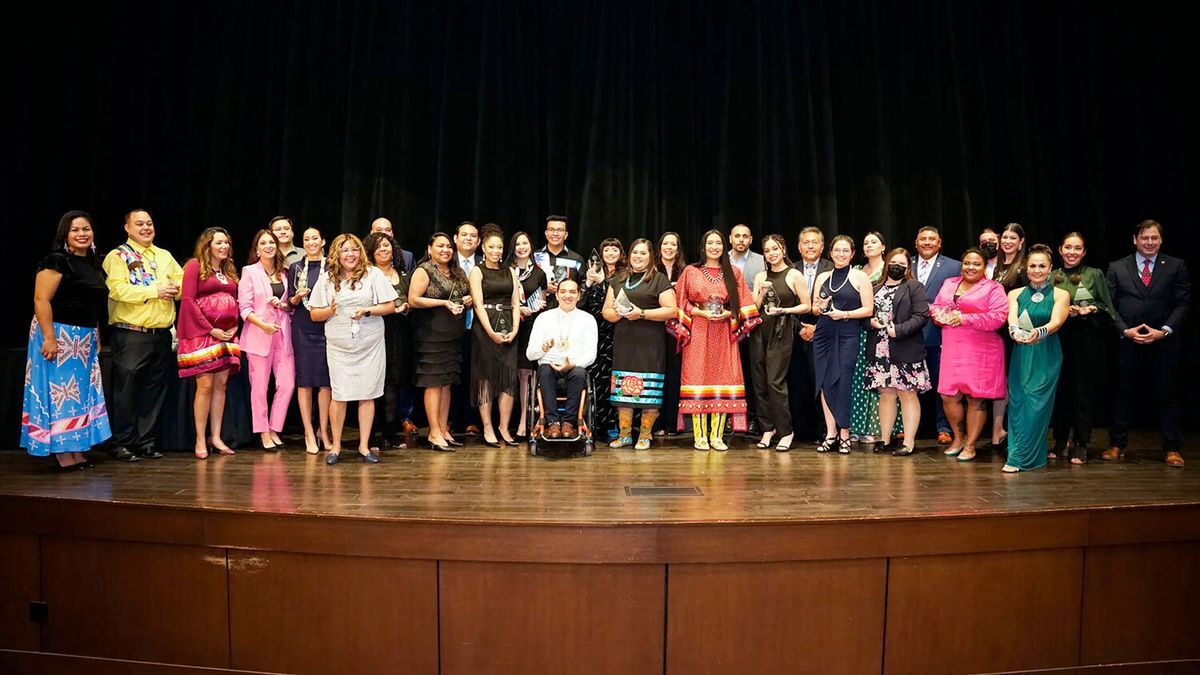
[4,1,1195,347]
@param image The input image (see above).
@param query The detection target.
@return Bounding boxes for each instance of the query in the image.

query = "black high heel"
[428,438,454,452]
[499,432,519,447]
[444,437,464,448]
[838,437,852,454]
[816,437,837,453]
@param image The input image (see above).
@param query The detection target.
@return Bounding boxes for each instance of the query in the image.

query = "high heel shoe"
[892,444,917,456]
[838,437,852,454]
[816,437,837,453]
[195,444,210,459]
[260,438,279,452]
[444,437,464,448]
[775,433,794,452]
[872,439,890,454]
[499,432,519,447]
[428,438,454,452]
[304,437,320,455]
[755,430,776,449]
[209,438,235,456]
[483,439,501,448]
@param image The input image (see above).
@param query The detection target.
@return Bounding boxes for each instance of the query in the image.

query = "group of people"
[21,208,1190,473]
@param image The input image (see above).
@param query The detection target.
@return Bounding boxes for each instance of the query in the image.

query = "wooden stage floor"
[1,429,1195,524]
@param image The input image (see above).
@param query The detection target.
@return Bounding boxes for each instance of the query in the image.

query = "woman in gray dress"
[308,234,398,465]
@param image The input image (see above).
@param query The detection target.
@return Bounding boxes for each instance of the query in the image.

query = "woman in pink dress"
[177,227,242,459]
[929,247,1008,462]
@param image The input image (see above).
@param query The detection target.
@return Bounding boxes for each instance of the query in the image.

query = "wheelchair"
[527,366,596,457]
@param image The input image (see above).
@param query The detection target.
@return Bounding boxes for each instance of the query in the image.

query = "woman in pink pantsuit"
[239,230,295,451]
[929,248,1007,462]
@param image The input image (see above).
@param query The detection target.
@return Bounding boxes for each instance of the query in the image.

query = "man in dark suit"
[788,226,834,441]
[450,221,485,435]
[1103,219,1191,467]
[911,226,960,443]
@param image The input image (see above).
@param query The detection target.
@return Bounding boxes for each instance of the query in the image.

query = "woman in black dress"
[287,227,333,454]
[579,238,625,439]
[812,235,876,454]
[507,231,547,439]
[653,231,687,437]
[364,232,411,450]
[407,232,471,451]
[602,239,677,449]
[749,234,810,451]
[468,225,521,447]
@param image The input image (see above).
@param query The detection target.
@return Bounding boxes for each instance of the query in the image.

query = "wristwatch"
[639,308,646,319]
[363,309,372,317]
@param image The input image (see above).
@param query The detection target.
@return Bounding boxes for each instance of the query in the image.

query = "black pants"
[750,321,795,436]
[1052,318,1106,449]
[449,330,480,431]
[739,338,757,429]
[107,328,174,451]
[919,345,950,435]
[1110,335,1182,451]
[537,365,586,423]
[788,331,822,440]
[655,333,682,433]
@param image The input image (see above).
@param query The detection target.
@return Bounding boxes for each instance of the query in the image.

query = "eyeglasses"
[546,227,567,233]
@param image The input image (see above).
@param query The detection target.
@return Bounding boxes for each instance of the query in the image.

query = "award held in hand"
[1011,308,1036,341]
[495,310,512,339]
[1073,285,1094,308]
[614,288,635,316]
[704,294,726,316]
[763,285,779,313]
[545,337,568,367]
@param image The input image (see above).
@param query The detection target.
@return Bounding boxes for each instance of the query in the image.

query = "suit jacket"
[399,248,416,274]
[911,254,961,347]
[730,251,765,292]
[1106,253,1190,334]
[238,262,293,357]
[793,258,834,327]
[865,279,929,364]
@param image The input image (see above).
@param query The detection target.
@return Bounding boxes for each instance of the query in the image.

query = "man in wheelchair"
[524,279,598,439]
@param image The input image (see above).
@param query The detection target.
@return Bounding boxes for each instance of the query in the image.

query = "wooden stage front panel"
[1,434,1198,674]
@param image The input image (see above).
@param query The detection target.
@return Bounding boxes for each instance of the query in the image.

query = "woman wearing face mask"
[929,248,1009,462]
[749,235,809,451]
[1003,245,1070,473]
[811,235,876,454]
[22,211,111,470]
[507,231,547,440]
[178,227,241,458]
[308,234,398,464]
[580,238,625,439]
[288,227,334,454]
[849,232,901,444]
[1050,233,1114,464]
[468,224,521,447]
[407,232,471,451]
[603,239,678,449]
[239,230,295,451]
[865,248,931,456]
[654,231,687,438]
[674,229,761,450]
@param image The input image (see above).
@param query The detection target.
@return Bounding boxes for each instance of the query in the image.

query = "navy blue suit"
[911,253,960,435]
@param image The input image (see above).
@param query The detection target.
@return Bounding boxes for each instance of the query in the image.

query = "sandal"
[775,433,794,452]
[816,437,837,453]
[838,437,852,454]
[755,430,776,449]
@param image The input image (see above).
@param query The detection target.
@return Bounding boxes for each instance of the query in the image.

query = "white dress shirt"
[525,307,599,369]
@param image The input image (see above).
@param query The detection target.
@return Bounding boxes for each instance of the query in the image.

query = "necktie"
[461,257,474,327]
[919,259,929,283]
[1141,258,1152,287]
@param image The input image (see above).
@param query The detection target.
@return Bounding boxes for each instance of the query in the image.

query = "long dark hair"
[995,222,1027,287]
[246,229,287,272]
[505,230,533,269]
[52,210,96,255]
[615,238,658,284]
[363,231,399,268]
[418,232,468,285]
[693,228,742,318]
[656,231,687,279]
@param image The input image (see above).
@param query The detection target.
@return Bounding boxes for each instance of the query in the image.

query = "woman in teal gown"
[1003,245,1070,473]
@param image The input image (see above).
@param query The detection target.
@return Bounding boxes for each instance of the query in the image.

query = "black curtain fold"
[4,0,1195,352]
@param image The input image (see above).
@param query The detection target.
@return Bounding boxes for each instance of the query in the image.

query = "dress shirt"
[525,307,598,369]
[916,253,939,285]
[103,239,184,329]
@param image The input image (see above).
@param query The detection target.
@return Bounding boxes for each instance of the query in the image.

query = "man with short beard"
[729,224,765,434]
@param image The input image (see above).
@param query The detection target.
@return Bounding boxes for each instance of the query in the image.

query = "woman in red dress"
[672,229,761,450]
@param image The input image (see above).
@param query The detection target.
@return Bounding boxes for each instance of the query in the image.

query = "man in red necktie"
[1104,220,1191,467]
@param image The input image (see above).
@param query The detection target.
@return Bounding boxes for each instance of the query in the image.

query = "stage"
[2,431,1199,674]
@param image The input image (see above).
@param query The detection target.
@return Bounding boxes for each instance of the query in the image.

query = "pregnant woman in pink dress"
[929,248,1008,462]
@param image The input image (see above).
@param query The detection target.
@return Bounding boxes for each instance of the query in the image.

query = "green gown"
[1005,285,1062,470]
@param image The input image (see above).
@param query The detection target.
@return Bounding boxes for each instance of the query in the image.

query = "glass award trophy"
[552,265,569,284]
[1012,308,1035,341]
[545,336,568,366]
[295,266,310,309]
[614,287,635,316]
[448,286,464,315]
[495,309,511,339]
[1073,285,1094,308]
[763,285,779,314]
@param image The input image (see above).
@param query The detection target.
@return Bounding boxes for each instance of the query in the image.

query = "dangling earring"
[90,242,97,254]
[63,242,69,252]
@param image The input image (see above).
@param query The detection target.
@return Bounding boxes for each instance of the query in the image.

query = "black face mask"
[887,264,908,280]
[980,241,999,259]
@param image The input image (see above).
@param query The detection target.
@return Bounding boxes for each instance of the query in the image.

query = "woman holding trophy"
[508,231,548,440]
[1050,232,1115,464]
[408,232,471,451]
[811,235,876,454]
[748,234,809,451]
[1002,245,1070,472]
[673,230,761,451]
[468,224,522,447]
[602,238,677,449]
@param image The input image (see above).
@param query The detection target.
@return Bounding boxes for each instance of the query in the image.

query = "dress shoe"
[1101,446,1124,461]
[79,460,96,469]
[325,452,340,465]
[400,419,419,435]
[561,422,576,437]
[109,447,141,462]
[892,444,917,457]
[482,439,501,448]
[359,451,380,464]
[136,446,164,459]
[937,431,952,445]
[1166,451,1185,468]
[546,423,562,439]
[444,437,464,448]
[464,424,481,436]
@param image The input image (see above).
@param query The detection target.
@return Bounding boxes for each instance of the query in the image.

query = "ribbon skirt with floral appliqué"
[21,319,112,455]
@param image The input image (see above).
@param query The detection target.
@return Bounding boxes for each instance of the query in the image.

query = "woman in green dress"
[1049,232,1115,464]
[849,232,901,444]
[1003,245,1070,473]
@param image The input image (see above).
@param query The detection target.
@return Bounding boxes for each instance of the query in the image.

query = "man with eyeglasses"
[533,215,585,309]
[102,208,184,461]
